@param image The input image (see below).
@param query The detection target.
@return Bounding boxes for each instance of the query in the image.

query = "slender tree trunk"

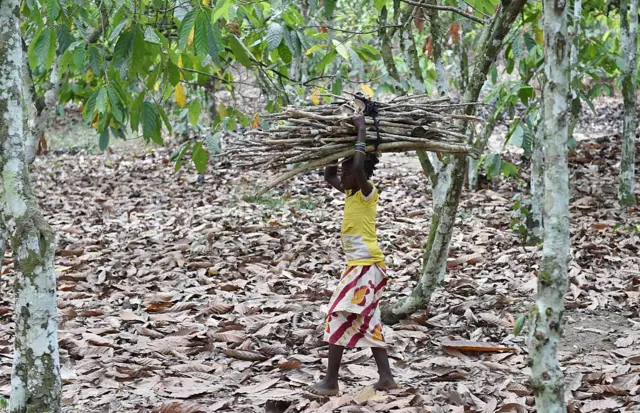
[567,0,583,140]
[531,105,545,238]
[527,0,570,409]
[382,0,528,324]
[380,6,400,82]
[0,1,62,412]
[619,0,638,206]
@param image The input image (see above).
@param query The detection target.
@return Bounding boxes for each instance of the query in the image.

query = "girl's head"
[340,153,380,190]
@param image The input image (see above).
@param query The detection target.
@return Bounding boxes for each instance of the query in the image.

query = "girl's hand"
[350,113,366,131]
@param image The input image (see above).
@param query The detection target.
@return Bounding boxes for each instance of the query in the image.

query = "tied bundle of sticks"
[226,94,480,194]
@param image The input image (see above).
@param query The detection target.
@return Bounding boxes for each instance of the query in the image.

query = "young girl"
[309,113,397,396]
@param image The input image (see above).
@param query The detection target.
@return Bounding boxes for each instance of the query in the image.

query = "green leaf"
[284,29,301,56]
[192,142,208,174]
[57,26,74,54]
[142,101,162,144]
[194,12,209,56]
[58,49,73,74]
[228,35,254,68]
[110,20,127,42]
[374,0,387,11]
[178,10,197,50]
[266,23,284,51]
[89,46,103,76]
[168,61,181,86]
[99,128,110,150]
[206,21,221,66]
[513,315,526,336]
[113,29,133,68]
[83,90,98,119]
[518,85,535,106]
[486,154,501,180]
[501,161,518,178]
[107,85,124,123]
[188,99,201,126]
[48,0,61,20]
[130,25,146,76]
[333,40,350,61]
[72,46,86,71]
[157,104,172,134]
[324,0,336,18]
[278,42,292,64]
[130,93,144,132]
[510,124,524,147]
[96,87,108,114]
[212,0,232,22]
[33,27,56,70]
[317,49,337,72]
[172,141,191,171]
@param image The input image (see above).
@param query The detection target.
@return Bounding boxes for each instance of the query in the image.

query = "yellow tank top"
[341,184,385,266]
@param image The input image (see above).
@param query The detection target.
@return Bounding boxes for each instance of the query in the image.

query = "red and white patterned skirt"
[323,264,388,348]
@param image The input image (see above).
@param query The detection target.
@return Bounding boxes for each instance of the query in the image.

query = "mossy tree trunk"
[382,0,528,324]
[619,0,638,206]
[531,105,545,238]
[0,1,62,412]
[526,0,570,408]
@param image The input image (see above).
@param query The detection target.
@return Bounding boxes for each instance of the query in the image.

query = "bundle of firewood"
[223,94,479,193]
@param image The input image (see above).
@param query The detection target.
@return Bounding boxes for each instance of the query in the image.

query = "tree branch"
[400,0,486,24]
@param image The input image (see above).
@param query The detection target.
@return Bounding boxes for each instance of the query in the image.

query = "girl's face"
[340,160,358,191]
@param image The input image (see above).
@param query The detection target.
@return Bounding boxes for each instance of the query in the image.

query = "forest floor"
[0,97,639,413]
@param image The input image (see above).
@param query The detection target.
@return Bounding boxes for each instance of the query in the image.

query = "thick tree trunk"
[382,0,527,325]
[619,0,638,206]
[527,0,570,409]
[0,1,62,412]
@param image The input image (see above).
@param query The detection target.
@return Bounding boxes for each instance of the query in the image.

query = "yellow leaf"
[187,27,195,47]
[534,26,544,46]
[360,84,374,98]
[174,84,187,108]
[311,90,320,105]
[91,113,100,129]
[252,114,260,129]
[154,80,161,92]
[178,56,184,68]
[85,68,94,83]
[202,0,210,4]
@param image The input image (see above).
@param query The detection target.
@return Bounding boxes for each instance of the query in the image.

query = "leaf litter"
[0,103,639,411]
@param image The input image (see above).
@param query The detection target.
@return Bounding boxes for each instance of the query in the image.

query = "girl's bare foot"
[374,376,398,391]
[308,378,339,396]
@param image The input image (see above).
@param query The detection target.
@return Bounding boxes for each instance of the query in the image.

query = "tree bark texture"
[0,1,62,412]
[619,0,638,206]
[531,108,545,238]
[567,0,582,139]
[382,0,528,325]
[527,0,570,409]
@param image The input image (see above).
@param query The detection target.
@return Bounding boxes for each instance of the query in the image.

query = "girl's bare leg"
[309,344,344,396]
[372,347,397,390]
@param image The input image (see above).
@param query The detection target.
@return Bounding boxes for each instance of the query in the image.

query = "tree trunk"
[619,0,638,206]
[382,0,528,325]
[531,108,545,238]
[567,0,583,140]
[0,1,62,412]
[527,0,570,408]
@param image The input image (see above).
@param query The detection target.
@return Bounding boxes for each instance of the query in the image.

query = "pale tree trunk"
[416,0,448,195]
[567,0,582,139]
[531,106,545,237]
[0,1,62,412]
[619,0,638,206]
[527,0,570,408]
[382,0,528,324]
